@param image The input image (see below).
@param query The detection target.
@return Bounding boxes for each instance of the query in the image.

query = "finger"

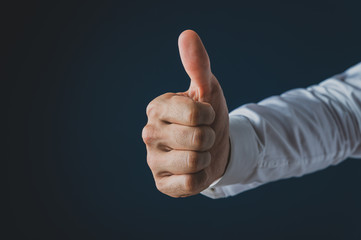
[178,30,212,93]
[142,123,164,148]
[162,124,215,151]
[147,149,211,176]
[147,94,215,126]
[164,95,215,126]
[155,170,209,197]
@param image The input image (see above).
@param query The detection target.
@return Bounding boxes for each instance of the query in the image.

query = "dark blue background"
[5,0,361,239]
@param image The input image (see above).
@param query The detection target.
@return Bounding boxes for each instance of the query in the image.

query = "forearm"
[202,62,361,199]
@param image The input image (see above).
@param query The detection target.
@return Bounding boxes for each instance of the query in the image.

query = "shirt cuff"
[201,114,261,199]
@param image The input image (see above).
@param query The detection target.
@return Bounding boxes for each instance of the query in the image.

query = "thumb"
[178,30,214,101]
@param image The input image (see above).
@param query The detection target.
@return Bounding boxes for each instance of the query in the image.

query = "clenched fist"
[142,30,230,198]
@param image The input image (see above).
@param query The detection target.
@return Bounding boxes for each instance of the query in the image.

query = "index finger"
[164,94,215,126]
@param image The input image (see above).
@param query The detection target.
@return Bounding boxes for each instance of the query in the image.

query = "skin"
[142,30,230,198]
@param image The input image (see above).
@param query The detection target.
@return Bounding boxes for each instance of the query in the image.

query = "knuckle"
[186,102,199,125]
[142,124,157,145]
[205,103,216,124]
[146,100,159,118]
[187,152,199,172]
[147,93,174,118]
[191,127,206,149]
[208,127,216,147]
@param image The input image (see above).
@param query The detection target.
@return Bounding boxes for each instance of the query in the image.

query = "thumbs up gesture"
[142,30,230,198]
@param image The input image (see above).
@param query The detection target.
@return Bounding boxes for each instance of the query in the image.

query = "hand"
[142,30,230,198]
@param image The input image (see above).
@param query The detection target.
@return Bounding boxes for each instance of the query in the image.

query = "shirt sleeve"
[201,62,361,199]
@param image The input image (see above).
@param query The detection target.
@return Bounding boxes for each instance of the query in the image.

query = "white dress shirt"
[201,62,361,199]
